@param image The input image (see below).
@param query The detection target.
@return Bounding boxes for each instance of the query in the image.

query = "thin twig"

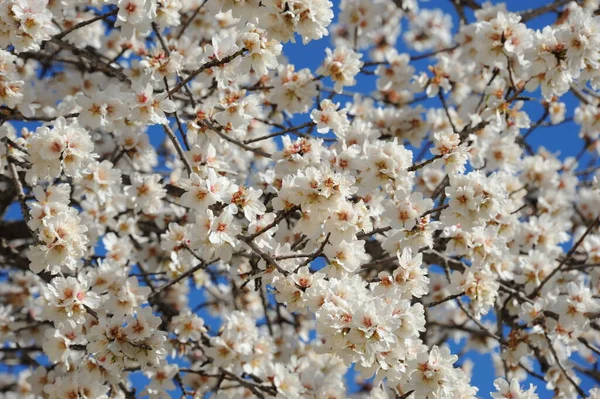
[162,123,192,175]
[544,332,586,398]
[55,8,118,40]
[530,215,600,297]
[167,48,247,97]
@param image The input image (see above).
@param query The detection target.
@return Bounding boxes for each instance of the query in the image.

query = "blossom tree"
[1,0,600,398]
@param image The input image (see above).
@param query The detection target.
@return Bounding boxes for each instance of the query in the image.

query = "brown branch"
[360,255,397,270]
[243,207,299,242]
[408,155,443,172]
[241,238,289,276]
[6,157,37,245]
[0,110,79,123]
[362,45,460,66]
[426,292,464,308]
[49,37,131,83]
[455,297,505,344]
[207,122,272,158]
[544,332,586,398]
[177,2,207,39]
[167,48,247,97]
[54,8,118,40]
[530,215,600,298]
[519,0,572,23]
[356,226,392,239]
[149,257,214,299]
[243,121,316,144]
[438,91,458,133]
[162,123,192,175]
[296,233,330,270]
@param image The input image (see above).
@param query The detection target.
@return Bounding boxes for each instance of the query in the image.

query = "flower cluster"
[27,185,89,275]
[25,117,95,184]
[0,0,58,52]
[0,50,26,110]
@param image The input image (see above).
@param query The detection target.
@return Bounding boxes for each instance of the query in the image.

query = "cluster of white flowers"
[0,50,26,110]
[0,0,58,52]
[460,3,600,99]
[0,0,600,398]
[317,46,363,93]
[25,117,95,184]
[26,185,89,275]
